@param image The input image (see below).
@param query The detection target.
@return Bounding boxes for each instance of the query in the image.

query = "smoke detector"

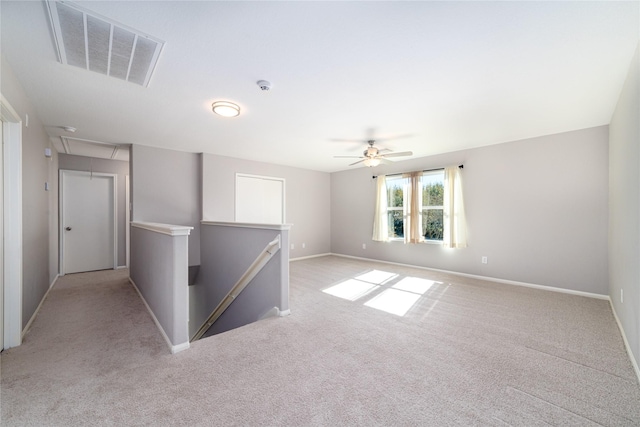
[257,80,272,91]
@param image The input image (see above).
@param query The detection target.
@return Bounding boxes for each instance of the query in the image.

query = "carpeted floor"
[1,255,639,426]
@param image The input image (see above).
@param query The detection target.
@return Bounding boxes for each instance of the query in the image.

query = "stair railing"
[190,234,281,341]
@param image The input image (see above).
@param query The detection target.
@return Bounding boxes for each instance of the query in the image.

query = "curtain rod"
[373,164,463,179]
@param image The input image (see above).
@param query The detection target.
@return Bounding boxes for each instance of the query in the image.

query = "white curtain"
[443,166,467,248]
[372,175,389,242]
[404,171,423,244]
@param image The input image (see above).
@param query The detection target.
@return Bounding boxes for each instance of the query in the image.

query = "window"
[421,171,444,241]
[373,166,466,247]
[386,176,405,239]
[385,171,444,242]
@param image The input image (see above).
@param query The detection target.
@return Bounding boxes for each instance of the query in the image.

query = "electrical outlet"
[481,256,488,264]
[362,243,366,250]
[291,243,294,250]
[621,289,624,303]
[302,243,306,249]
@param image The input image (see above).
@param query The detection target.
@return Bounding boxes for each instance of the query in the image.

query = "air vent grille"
[47,1,164,87]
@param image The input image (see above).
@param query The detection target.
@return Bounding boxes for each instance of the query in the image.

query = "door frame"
[1,95,23,349]
[59,169,117,275]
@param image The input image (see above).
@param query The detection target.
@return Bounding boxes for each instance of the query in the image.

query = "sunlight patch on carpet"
[354,270,398,285]
[364,277,436,316]
[364,288,421,316]
[323,279,379,301]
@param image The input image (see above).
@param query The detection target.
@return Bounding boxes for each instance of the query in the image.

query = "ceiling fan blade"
[334,155,364,159]
[379,157,393,164]
[349,159,367,166]
[380,151,413,158]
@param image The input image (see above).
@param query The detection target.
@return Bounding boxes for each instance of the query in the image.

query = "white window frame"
[385,175,405,241]
[385,171,445,243]
[421,170,445,243]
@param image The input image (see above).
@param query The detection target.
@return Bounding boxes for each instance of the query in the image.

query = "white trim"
[130,221,193,236]
[278,309,291,317]
[170,342,190,354]
[609,299,640,384]
[59,170,117,275]
[21,278,56,340]
[116,265,127,270]
[330,253,609,300]
[50,274,60,289]
[125,175,130,268]
[289,253,332,262]
[128,278,189,354]
[2,94,23,349]
[201,220,292,231]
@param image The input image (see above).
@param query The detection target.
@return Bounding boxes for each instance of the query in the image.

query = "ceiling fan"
[334,139,413,167]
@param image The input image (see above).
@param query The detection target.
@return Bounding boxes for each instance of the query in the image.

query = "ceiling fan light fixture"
[212,101,240,117]
[364,158,381,167]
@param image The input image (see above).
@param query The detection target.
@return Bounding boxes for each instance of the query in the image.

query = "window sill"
[388,238,443,245]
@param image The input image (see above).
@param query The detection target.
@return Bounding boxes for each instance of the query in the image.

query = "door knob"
[65,226,72,231]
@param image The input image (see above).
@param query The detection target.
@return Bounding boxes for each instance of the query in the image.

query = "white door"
[235,174,285,224]
[61,170,116,274]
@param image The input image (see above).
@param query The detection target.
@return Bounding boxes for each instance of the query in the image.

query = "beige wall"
[1,55,59,328]
[609,43,639,370]
[331,126,609,295]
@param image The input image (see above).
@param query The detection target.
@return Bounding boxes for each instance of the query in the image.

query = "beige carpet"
[1,256,639,426]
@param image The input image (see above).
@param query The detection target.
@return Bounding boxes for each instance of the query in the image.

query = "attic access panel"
[46,0,164,87]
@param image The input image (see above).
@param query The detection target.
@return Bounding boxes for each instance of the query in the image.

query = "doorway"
[1,95,23,349]
[60,170,117,275]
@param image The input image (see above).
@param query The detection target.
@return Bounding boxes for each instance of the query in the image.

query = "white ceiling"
[2,1,638,172]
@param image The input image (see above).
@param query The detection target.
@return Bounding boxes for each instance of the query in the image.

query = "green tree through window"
[385,172,444,241]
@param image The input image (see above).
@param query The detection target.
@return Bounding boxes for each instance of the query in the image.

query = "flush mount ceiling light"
[211,101,240,117]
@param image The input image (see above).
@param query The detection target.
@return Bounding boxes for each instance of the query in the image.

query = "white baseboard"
[609,300,640,384]
[330,253,609,300]
[170,342,190,354]
[116,265,128,270]
[290,252,332,262]
[128,278,190,354]
[278,309,291,317]
[50,274,60,289]
[22,275,59,339]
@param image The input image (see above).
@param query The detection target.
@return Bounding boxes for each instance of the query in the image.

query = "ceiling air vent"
[46,1,164,87]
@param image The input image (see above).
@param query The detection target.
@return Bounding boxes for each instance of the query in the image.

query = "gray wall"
[131,145,201,266]
[191,223,289,339]
[130,224,190,350]
[59,154,129,267]
[202,153,330,259]
[331,126,609,295]
[609,44,639,369]
[1,55,59,328]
